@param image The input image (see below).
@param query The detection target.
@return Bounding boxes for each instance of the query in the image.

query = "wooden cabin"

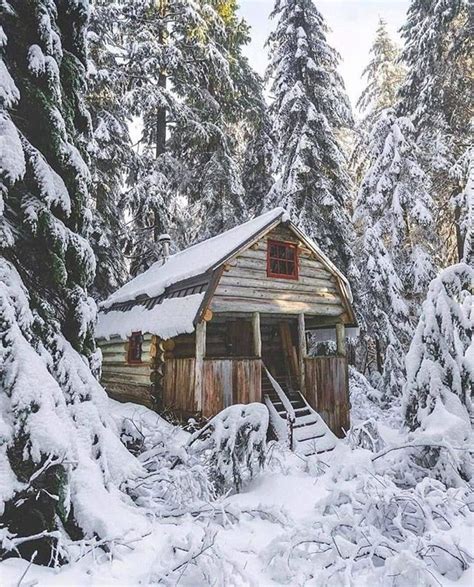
[96,208,357,442]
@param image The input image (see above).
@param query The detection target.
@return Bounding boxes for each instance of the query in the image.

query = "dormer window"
[267,239,298,279]
[128,331,143,363]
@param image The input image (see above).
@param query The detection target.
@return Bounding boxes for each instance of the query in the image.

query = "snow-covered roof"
[102,207,286,309]
[96,293,205,341]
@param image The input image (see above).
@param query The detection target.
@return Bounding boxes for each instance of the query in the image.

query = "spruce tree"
[264,0,354,274]
[87,0,133,297]
[0,0,140,563]
[241,84,275,216]
[403,263,473,431]
[353,108,437,397]
[119,0,255,266]
[398,0,471,263]
[351,19,405,184]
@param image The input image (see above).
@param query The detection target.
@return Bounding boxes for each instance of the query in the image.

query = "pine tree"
[351,19,405,184]
[241,86,275,216]
[264,0,354,274]
[398,0,471,263]
[87,0,133,297]
[118,0,255,267]
[403,263,473,431]
[353,108,437,397]
[0,0,140,563]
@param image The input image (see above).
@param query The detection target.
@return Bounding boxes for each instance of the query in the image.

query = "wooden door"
[279,322,299,383]
[226,320,253,357]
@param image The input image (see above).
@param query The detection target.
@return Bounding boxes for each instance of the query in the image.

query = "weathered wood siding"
[202,358,262,419]
[163,357,196,415]
[304,356,349,437]
[210,225,346,316]
[98,335,154,407]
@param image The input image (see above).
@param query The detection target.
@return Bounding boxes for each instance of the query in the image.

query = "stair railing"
[264,367,295,451]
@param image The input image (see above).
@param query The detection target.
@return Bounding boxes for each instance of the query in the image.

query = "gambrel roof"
[96,208,356,340]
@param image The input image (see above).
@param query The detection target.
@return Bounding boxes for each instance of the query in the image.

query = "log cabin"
[96,208,358,454]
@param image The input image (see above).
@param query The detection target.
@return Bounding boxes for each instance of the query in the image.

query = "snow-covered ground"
[1,395,473,586]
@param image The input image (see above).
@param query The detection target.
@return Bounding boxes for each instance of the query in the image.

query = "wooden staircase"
[262,368,337,456]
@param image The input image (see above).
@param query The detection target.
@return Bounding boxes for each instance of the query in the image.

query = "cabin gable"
[208,223,349,322]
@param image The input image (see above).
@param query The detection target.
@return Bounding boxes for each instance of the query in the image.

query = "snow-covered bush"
[185,404,269,495]
[348,419,385,452]
[264,448,473,585]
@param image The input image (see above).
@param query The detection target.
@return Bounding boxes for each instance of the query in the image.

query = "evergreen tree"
[119,0,256,268]
[241,85,275,216]
[353,108,436,397]
[264,0,354,274]
[403,263,473,431]
[0,0,139,563]
[398,0,471,263]
[87,0,133,297]
[351,19,405,184]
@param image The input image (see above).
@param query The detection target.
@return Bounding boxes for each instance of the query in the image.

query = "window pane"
[287,261,295,275]
[269,243,278,257]
[270,259,279,273]
[278,260,287,274]
[286,247,295,261]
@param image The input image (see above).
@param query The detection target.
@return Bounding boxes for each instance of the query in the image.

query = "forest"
[0,0,472,585]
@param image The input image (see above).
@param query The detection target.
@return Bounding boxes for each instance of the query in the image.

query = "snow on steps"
[262,368,337,456]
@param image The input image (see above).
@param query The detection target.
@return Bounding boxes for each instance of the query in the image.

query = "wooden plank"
[194,321,206,411]
[304,356,349,437]
[232,262,335,283]
[214,285,342,305]
[219,273,338,293]
[252,312,261,357]
[210,297,344,316]
[101,376,149,389]
[202,360,225,418]
[233,359,262,404]
[163,358,196,413]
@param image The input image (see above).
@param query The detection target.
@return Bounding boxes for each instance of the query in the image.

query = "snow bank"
[102,208,285,308]
[96,292,204,339]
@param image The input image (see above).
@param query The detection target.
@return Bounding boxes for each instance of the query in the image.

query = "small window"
[128,331,143,363]
[267,239,298,279]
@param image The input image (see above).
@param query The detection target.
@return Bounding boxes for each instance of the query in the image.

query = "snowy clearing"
[1,396,472,587]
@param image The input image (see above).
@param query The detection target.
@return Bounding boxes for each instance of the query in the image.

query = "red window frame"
[128,331,143,364]
[267,239,299,280]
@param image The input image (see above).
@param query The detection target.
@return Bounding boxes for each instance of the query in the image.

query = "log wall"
[304,356,349,438]
[202,358,262,419]
[98,335,154,407]
[210,225,346,316]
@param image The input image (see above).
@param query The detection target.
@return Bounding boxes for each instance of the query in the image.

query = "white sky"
[238,0,410,111]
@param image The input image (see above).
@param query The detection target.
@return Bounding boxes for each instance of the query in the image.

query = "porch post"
[195,320,206,411]
[252,311,261,358]
[298,313,307,393]
[336,322,346,357]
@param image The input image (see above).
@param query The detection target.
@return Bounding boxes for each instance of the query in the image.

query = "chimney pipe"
[158,233,171,265]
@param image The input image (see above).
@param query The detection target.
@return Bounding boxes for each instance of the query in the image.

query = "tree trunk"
[375,338,383,374]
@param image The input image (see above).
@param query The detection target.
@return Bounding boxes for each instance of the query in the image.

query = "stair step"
[293,419,318,428]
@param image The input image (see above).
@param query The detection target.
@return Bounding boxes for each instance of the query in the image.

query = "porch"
[159,312,350,436]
